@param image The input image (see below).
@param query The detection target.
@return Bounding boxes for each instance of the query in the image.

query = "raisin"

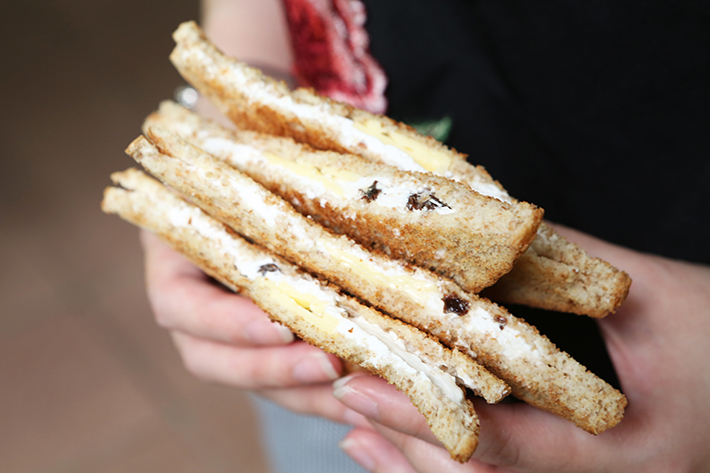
[406,191,450,211]
[443,294,470,316]
[361,181,381,202]
[258,263,280,276]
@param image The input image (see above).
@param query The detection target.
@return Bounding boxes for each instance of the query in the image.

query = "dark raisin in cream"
[258,263,280,276]
[443,294,470,316]
[360,181,381,202]
[406,191,450,211]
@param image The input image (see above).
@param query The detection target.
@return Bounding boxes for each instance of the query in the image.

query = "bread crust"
[484,225,632,318]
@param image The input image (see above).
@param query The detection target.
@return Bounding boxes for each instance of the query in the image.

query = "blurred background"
[1,0,270,471]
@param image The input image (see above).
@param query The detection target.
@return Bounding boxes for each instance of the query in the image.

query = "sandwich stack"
[102,21,630,463]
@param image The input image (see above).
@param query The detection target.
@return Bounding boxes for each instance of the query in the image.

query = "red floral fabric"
[281,0,387,114]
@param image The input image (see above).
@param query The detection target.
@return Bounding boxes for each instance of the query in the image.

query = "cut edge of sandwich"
[101,167,495,462]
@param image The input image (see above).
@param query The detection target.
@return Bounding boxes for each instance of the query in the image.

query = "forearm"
[201,0,293,73]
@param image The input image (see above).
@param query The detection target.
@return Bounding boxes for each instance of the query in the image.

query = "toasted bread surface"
[485,225,632,317]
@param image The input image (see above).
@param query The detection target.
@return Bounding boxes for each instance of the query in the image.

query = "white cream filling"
[166,198,463,405]
[465,180,512,203]
[368,181,457,215]
[200,135,265,164]
[195,136,455,215]
[339,317,464,405]
[463,307,542,362]
[167,203,275,279]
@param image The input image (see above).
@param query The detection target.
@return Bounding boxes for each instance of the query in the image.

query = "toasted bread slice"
[483,225,632,317]
[143,101,542,293]
[169,20,631,318]
[127,130,626,434]
[102,168,492,461]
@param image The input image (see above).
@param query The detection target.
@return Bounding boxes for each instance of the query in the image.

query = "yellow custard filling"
[262,151,362,197]
[354,119,452,174]
[322,241,439,307]
[255,279,342,333]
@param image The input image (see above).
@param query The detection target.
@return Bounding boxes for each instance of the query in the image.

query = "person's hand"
[334,225,710,473]
[140,230,368,424]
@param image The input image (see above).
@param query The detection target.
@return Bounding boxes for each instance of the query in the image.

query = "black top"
[361,0,710,386]
[363,0,710,263]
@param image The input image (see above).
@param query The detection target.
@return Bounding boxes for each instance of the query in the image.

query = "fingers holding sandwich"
[333,374,442,447]
[141,230,295,346]
[141,230,344,388]
[258,382,372,428]
[342,425,511,473]
[340,426,420,473]
[335,229,710,472]
[335,375,607,472]
[170,331,342,388]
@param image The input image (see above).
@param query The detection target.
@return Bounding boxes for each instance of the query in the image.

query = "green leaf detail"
[408,116,453,143]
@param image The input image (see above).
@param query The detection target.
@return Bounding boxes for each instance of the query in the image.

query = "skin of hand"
[139,230,369,425]
[200,0,292,70]
[333,224,710,473]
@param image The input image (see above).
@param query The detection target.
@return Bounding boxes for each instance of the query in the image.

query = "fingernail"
[340,437,375,471]
[332,375,379,419]
[293,352,340,383]
[332,372,358,392]
[245,319,294,345]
